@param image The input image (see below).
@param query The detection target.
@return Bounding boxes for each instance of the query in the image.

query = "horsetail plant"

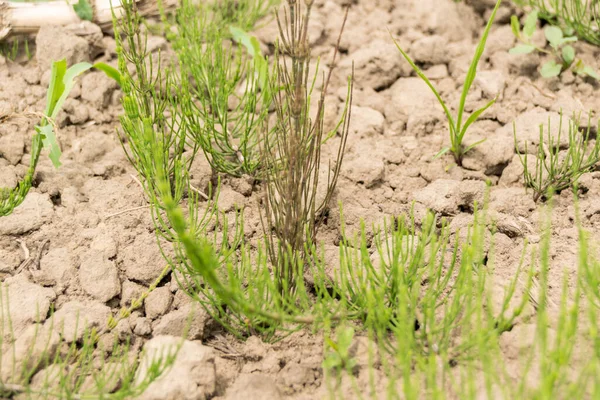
[0,285,176,398]
[171,0,275,178]
[514,114,600,202]
[392,0,501,166]
[261,0,353,293]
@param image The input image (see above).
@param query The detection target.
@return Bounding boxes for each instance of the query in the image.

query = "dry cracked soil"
[1,0,600,398]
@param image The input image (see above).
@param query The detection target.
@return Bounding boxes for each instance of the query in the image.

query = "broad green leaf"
[41,60,94,168]
[337,327,354,351]
[44,59,68,119]
[544,26,563,48]
[540,60,562,78]
[93,62,122,86]
[562,45,575,65]
[582,66,599,80]
[36,124,62,168]
[51,62,94,119]
[73,0,93,21]
[523,11,538,38]
[510,15,521,38]
[229,26,257,57]
[558,36,578,45]
[250,37,262,59]
[509,44,536,54]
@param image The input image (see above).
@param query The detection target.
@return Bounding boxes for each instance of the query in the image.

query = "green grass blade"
[459,98,497,141]
[456,0,501,131]
[390,34,456,130]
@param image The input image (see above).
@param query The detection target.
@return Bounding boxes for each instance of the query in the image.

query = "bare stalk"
[261,0,353,294]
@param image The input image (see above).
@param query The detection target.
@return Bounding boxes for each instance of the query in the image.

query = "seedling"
[0,59,95,217]
[515,114,600,202]
[323,326,357,374]
[510,11,599,79]
[392,0,501,166]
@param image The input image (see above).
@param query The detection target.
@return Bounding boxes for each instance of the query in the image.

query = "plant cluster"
[512,0,600,47]
[3,0,600,397]
[166,0,276,178]
[515,113,600,202]
[510,10,599,79]
[0,284,177,399]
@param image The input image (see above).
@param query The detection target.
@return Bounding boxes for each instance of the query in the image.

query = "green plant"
[73,0,93,21]
[391,0,501,166]
[512,0,600,47]
[514,113,600,202]
[0,285,176,399]
[323,326,357,373]
[0,59,90,216]
[509,10,598,79]
[168,0,275,178]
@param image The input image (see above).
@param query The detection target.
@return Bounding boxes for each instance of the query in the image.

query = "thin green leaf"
[434,147,451,160]
[540,60,562,78]
[509,44,536,55]
[391,35,456,130]
[463,138,487,155]
[544,26,563,48]
[459,98,497,141]
[456,0,501,132]
[510,15,521,39]
[44,59,67,119]
[523,11,538,38]
[50,62,94,119]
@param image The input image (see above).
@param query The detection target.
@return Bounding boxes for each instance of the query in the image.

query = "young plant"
[323,326,357,374]
[391,0,501,166]
[261,0,353,292]
[510,10,599,79]
[0,59,92,217]
[515,114,600,202]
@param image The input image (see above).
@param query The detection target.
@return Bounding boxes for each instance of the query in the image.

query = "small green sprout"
[510,11,599,79]
[323,326,357,374]
[392,0,501,166]
[515,113,600,202]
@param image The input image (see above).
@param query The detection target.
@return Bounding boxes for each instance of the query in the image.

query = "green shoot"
[391,0,501,166]
[514,113,600,202]
[0,59,93,217]
[510,10,598,79]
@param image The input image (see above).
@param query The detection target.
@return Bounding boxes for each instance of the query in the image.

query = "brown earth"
[1,0,600,398]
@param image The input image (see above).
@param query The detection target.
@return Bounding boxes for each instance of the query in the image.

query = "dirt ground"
[1,0,600,398]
